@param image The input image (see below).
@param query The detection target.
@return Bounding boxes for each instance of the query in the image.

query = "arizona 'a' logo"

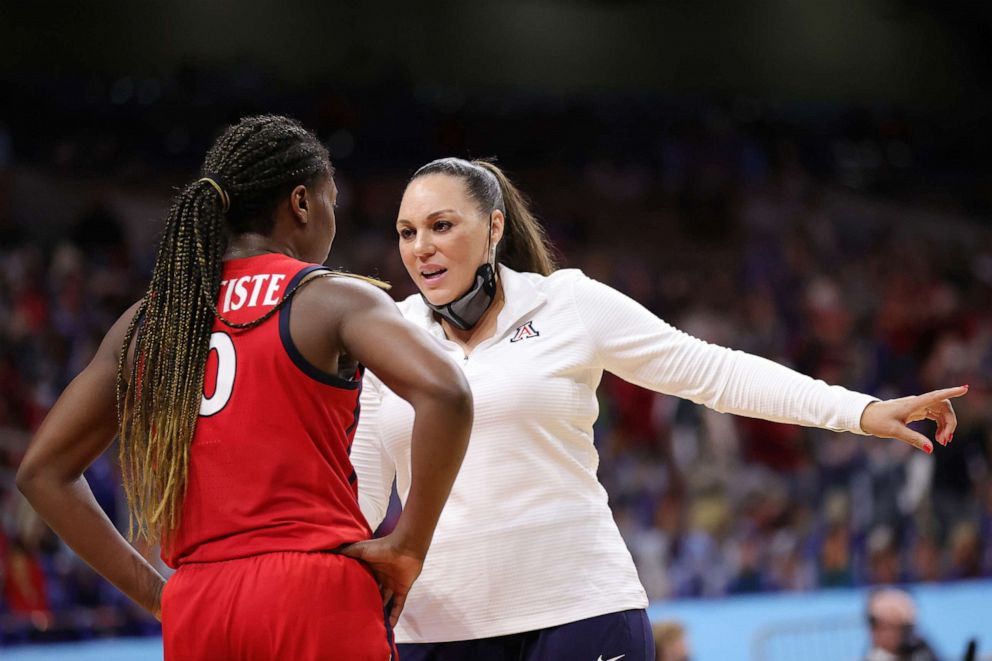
[510,321,540,343]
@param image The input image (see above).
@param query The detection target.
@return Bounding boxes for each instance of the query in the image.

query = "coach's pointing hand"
[340,534,425,627]
[859,385,968,454]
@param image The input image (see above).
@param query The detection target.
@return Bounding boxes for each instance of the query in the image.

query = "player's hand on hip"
[339,534,424,627]
[859,385,968,454]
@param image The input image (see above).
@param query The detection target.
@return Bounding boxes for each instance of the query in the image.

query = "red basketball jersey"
[164,253,371,567]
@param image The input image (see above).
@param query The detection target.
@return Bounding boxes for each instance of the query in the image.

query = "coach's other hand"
[860,385,968,454]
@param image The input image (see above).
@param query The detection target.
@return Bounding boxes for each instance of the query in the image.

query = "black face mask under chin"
[422,262,497,331]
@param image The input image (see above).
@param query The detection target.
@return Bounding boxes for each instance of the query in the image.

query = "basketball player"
[16,116,473,660]
[351,157,967,661]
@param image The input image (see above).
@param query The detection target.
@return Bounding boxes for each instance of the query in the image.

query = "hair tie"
[198,176,231,213]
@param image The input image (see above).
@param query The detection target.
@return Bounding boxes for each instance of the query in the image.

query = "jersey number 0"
[200,331,236,417]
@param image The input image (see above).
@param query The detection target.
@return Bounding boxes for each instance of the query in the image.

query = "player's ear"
[290,184,309,224]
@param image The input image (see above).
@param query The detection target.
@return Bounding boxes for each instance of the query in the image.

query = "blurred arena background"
[1,1,991,659]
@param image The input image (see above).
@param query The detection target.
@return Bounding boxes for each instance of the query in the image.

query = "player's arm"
[336,280,471,550]
[315,278,472,624]
[15,301,167,619]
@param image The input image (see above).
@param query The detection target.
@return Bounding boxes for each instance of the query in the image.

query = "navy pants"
[397,609,654,661]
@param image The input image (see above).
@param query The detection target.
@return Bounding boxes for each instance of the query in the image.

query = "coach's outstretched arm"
[570,273,967,454]
[308,277,473,627]
[16,302,167,619]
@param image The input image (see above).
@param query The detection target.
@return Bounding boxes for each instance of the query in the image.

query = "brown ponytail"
[410,157,558,276]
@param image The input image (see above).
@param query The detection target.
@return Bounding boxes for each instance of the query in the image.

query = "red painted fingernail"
[925,444,933,454]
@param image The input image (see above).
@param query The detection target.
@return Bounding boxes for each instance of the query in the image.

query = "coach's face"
[396,174,503,305]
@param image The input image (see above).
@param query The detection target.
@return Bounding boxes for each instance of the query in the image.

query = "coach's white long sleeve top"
[351,266,877,643]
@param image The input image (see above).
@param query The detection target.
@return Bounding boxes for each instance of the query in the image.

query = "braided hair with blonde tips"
[116,115,332,544]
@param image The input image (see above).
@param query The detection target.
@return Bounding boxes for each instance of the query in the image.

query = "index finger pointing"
[916,385,969,407]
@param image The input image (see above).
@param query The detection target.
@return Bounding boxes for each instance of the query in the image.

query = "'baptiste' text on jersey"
[219,273,286,313]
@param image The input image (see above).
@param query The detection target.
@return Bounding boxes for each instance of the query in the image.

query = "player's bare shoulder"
[323,271,392,292]
[292,270,397,327]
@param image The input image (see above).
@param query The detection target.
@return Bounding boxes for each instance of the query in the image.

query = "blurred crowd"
[1,70,991,644]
